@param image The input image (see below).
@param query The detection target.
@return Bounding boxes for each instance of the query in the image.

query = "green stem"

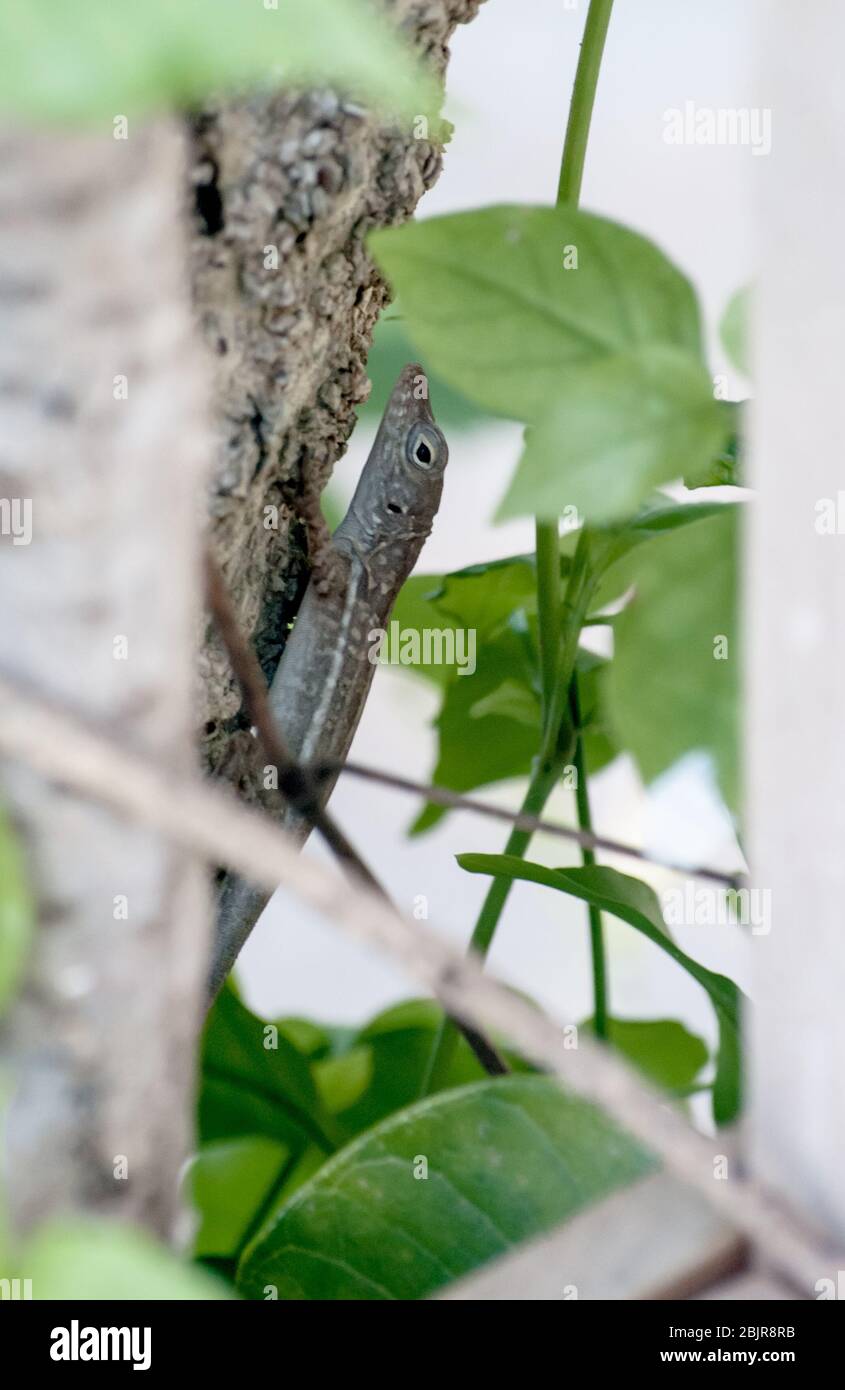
[535,519,562,718]
[555,0,614,1042]
[421,537,596,1097]
[571,679,608,1037]
[421,0,616,1097]
[539,528,593,761]
[421,750,570,1096]
[556,0,615,207]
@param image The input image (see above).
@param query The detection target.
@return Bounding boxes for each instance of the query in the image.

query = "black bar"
[1,1293,842,1375]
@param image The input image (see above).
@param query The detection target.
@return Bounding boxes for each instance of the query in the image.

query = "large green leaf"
[605,504,740,811]
[498,344,729,524]
[0,0,436,125]
[458,857,742,1125]
[199,986,340,1152]
[237,1075,655,1299]
[370,205,703,422]
[0,804,33,1017]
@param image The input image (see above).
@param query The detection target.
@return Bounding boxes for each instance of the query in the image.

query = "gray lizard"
[211,363,449,993]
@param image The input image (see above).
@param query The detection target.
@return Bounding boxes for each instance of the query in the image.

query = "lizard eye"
[406,422,443,472]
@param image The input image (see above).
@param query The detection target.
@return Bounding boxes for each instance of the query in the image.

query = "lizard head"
[342,363,449,554]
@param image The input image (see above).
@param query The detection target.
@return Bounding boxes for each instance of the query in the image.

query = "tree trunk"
[0,121,210,1239]
[195,0,484,780]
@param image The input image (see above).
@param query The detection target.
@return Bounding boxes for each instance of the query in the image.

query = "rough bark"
[193,0,484,778]
[0,122,210,1237]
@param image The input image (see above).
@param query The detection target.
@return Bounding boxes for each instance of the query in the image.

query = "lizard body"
[212,364,449,991]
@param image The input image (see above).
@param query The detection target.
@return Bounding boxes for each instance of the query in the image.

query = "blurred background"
[238,0,757,1104]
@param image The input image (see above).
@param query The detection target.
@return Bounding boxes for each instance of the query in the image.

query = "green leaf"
[389,554,545,692]
[25,1221,230,1299]
[324,999,532,1140]
[457,857,742,1125]
[424,556,543,635]
[720,286,750,375]
[582,1017,708,1095]
[470,678,540,726]
[272,1016,333,1060]
[411,619,540,833]
[0,0,437,126]
[605,504,740,811]
[370,204,703,422]
[191,1137,291,1260]
[587,497,732,614]
[237,1075,656,1299]
[409,640,616,834]
[684,403,742,489]
[497,344,729,524]
[0,803,33,1017]
[607,495,731,549]
[576,655,620,778]
[313,1047,373,1115]
[359,313,488,432]
[199,987,339,1152]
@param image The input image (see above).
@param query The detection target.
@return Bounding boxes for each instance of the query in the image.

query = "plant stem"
[536,519,562,717]
[555,0,615,1041]
[421,536,596,1097]
[539,528,593,761]
[421,749,570,1095]
[556,0,615,207]
[571,678,608,1037]
[421,0,616,1097]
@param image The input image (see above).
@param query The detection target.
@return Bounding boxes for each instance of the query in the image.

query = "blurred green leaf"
[371,204,703,423]
[582,1016,709,1094]
[498,344,729,524]
[605,505,740,812]
[191,1137,291,1260]
[26,1221,230,1299]
[199,986,340,1151]
[458,857,742,1125]
[313,1046,373,1115]
[0,803,33,1017]
[237,1075,655,1299]
[271,1015,333,1060]
[0,0,437,125]
[322,999,532,1140]
[720,286,750,376]
[684,402,742,489]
